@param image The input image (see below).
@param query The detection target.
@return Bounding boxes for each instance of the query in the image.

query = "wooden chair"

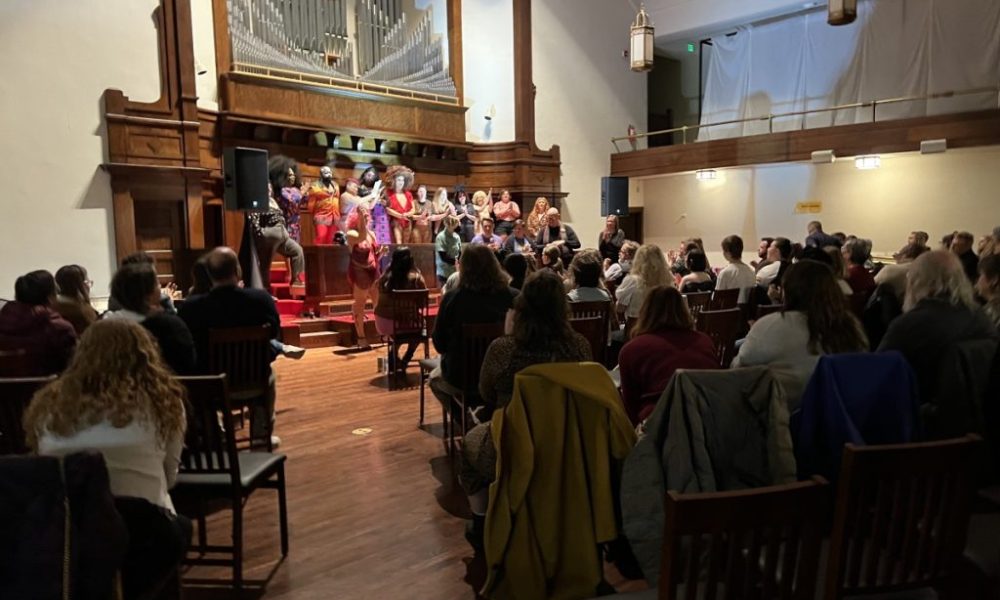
[207,325,273,449]
[709,287,740,310]
[683,291,712,320]
[570,317,605,364]
[0,376,55,455]
[696,308,743,367]
[173,375,288,590]
[383,289,430,390]
[570,300,612,363]
[658,478,828,600]
[824,435,982,599]
[450,322,505,453]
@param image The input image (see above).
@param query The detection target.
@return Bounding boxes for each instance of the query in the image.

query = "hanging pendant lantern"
[828,0,857,25]
[630,4,654,72]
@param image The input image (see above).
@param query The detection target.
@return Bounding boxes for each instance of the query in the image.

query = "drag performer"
[454,186,477,242]
[384,165,416,244]
[306,165,340,245]
[359,166,391,245]
[411,184,432,243]
[471,188,493,236]
[270,156,304,243]
[428,187,456,238]
[240,182,305,290]
[345,205,386,349]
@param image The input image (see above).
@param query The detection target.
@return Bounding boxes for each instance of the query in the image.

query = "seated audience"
[187,254,212,297]
[894,231,929,260]
[374,247,427,372]
[429,245,519,416]
[567,250,611,302]
[751,237,775,272]
[670,241,700,276]
[0,270,77,374]
[540,244,566,279]
[715,235,756,303]
[53,264,98,335]
[500,219,533,257]
[24,319,189,597]
[598,215,625,263]
[502,253,533,290]
[108,252,177,313]
[105,263,196,375]
[534,207,580,266]
[805,220,841,248]
[616,244,673,321]
[435,215,462,288]
[471,217,503,251]
[756,237,792,287]
[618,285,718,425]
[842,238,876,307]
[951,230,979,282]
[832,231,848,246]
[820,245,855,296]
[178,247,282,447]
[878,250,996,403]
[979,254,1000,329]
[678,250,715,293]
[460,270,591,549]
[875,243,929,303]
[604,240,638,284]
[733,260,869,410]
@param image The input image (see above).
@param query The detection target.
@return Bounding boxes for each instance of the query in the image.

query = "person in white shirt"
[604,240,639,284]
[875,243,929,303]
[616,244,674,320]
[715,235,757,303]
[756,237,792,288]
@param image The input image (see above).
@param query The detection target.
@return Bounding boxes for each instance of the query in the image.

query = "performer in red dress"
[346,205,386,349]
[383,166,416,244]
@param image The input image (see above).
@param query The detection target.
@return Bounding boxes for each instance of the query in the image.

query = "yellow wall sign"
[795,201,823,214]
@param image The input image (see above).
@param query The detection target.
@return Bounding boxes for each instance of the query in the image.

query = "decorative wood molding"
[447,0,464,105]
[610,109,1000,178]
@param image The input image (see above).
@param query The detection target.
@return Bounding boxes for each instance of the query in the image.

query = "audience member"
[471,217,503,251]
[525,196,549,240]
[842,238,876,301]
[616,244,673,321]
[978,254,1000,329]
[670,241,700,276]
[434,215,462,287]
[678,250,715,293]
[502,253,533,290]
[429,245,519,418]
[535,207,580,266]
[459,270,591,549]
[567,250,611,302]
[895,231,929,259]
[805,220,842,248]
[756,237,792,287]
[500,219,533,256]
[178,247,282,447]
[603,240,638,285]
[879,250,996,403]
[541,244,566,278]
[188,254,212,297]
[598,215,626,263]
[618,285,718,425]
[24,319,189,596]
[715,235,756,303]
[832,231,848,246]
[751,237,775,272]
[733,260,869,410]
[109,252,177,314]
[820,245,854,296]
[53,264,98,335]
[951,231,980,282]
[374,247,427,372]
[940,232,955,251]
[875,243,929,303]
[105,264,196,375]
[0,270,77,374]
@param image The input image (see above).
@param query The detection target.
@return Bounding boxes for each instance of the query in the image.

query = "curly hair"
[531,197,549,215]
[632,244,673,290]
[23,319,186,449]
[268,155,300,193]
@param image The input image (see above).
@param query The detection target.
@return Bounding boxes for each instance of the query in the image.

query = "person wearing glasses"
[54,264,99,335]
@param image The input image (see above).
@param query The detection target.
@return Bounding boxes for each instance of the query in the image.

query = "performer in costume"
[358,166,391,246]
[270,156,304,243]
[345,205,386,349]
[383,166,416,244]
[470,189,493,236]
[242,182,305,289]
[306,165,340,245]
[428,187,456,238]
[338,177,363,235]
[454,186,477,242]
[492,189,521,237]
[411,184,432,243]
[526,196,550,240]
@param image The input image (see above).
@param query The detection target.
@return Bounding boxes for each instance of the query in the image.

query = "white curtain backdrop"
[698,0,1000,141]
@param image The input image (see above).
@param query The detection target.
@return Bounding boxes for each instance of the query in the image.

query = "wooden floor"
[182,347,645,599]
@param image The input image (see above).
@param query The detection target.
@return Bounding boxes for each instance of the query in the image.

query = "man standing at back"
[805,221,841,249]
[179,247,282,447]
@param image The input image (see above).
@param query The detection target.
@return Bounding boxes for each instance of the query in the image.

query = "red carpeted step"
[276,298,304,316]
[271,282,291,300]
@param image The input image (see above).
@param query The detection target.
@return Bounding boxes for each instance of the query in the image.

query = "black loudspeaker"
[601,176,629,217]
[223,147,269,211]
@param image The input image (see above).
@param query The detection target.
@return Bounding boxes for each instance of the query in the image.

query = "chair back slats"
[660,478,828,600]
[683,292,712,319]
[570,300,612,364]
[710,288,740,310]
[569,317,604,364]
[208,326,272,399]
[388,289,429,339]
[0,376,55,455]
[460,323,505,397]
[696,308,743,367]
[825,435,981,599]
[176,375,240,486]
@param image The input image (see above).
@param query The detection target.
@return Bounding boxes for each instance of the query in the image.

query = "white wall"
[0,0,161,300]
[639,146,1000,265]
[462,0,515,143]
[533,0,648,249]
[191,0,220,111]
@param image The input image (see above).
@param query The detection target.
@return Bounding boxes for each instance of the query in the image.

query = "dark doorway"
[618,208,643,244]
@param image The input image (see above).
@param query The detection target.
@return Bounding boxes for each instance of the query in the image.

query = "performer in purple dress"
[359,166,391,246]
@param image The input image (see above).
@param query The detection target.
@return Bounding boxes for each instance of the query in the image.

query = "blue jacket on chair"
[791,351,919,483]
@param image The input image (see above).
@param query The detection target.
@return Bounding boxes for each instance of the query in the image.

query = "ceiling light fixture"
[855,155,880,170]
[695,169,717,181]
[629,4,654,72]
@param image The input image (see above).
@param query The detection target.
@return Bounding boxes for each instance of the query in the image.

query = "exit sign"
[687,43,696,53]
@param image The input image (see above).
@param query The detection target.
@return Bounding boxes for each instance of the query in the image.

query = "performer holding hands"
[346,205,388,349]
[384,166,417,244]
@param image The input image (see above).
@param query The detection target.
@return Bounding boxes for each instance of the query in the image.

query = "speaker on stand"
[223,147,270,211]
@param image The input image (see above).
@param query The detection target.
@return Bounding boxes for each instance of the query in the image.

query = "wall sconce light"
[195,59,208,76]
[695,169,717,181]
[855,155,881,170]
[920,139,947,154]
[811,150,836,164]
[484,104,497,121]
[828,0,857,25]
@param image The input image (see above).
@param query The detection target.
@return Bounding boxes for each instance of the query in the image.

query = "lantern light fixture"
[828,0,857,25]
[630,4,654,72]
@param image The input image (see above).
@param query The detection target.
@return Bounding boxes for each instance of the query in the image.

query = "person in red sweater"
[0,270,77,375]
[618,285,718,425]
[843,238,876,315]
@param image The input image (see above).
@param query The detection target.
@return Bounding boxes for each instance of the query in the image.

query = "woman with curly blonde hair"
[525,196,550,239]
[25,319,187,514]
[615,244,674,320]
